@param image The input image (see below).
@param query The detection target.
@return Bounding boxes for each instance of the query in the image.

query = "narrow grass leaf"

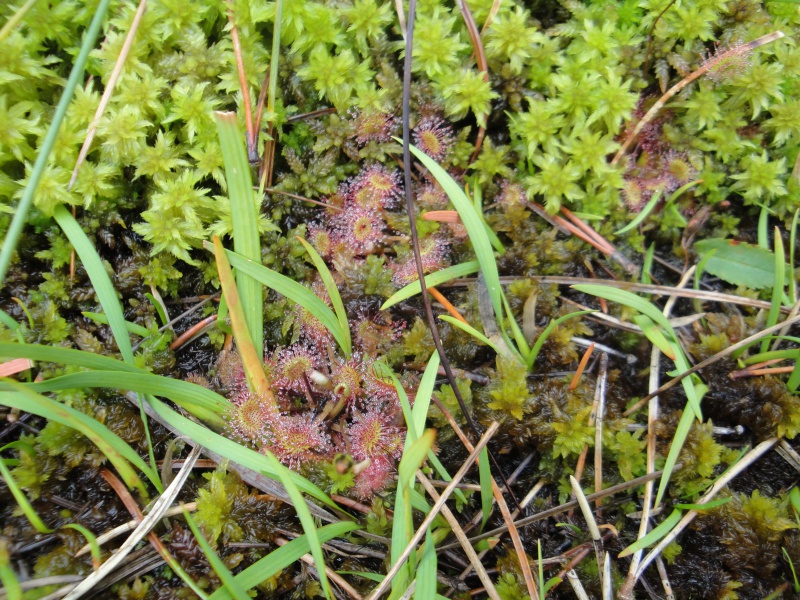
[260,449,334,600]
[788,358,800,392]
[145,395,337,509]
[207,242,349,356]
[655,396,698,508]
[184,510,250,600]
[0,342,145,373]
[614,188,663,234]
[215,112,263,357]
[439,315,503,355]
[632,315,676,360]
[213,237,272,399]
[790,209,799,303]
[527,310,594,370]
[642,243,655,285]
[297,237,351,357]
[208,523,358,600]
[0,458,52,533]
[0,384,155,494]
[758,205,770,249]
[53,205,133,364]
[414,529,438,600]
[674,497,731,510]
[82,312,151,337]
[762,227,785,353]
[478,447,492,532]
[411,352,440,437]
[0,539,21,600]
[403,141,502,319]
[0,0,111,285]
[63,524,102,570]
[502,292,530,359]
[381,261,479,310]
[145,292,169,327]
[16,370,229,426]
[337,571,384,583]
[618,509,683,557]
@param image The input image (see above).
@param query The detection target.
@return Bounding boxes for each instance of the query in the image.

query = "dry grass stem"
[365,422,500,600]
[63,446,201,600]
[416,471,501,600]
[570,476,604,575]
[566,569,590,600]
[69,0,147,190]
[593,352,609,507]
[169,314,218,350]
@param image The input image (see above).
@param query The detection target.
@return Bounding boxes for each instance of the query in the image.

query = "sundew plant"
[1,0,800,598]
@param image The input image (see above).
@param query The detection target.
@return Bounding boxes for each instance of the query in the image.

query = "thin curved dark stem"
[401,0,520,511]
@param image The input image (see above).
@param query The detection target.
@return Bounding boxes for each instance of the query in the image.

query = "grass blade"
[53,205,134,364]
[207,522,358,600]
[82,312,152,338]
[0,384,155,495]
[478,447,492,531]
[439,315,503,355]
[614,188,663,234]
[206,242,349,356]
[527,310,594,371]
[260,449,334,599]
[618,509,683,557]
[14,370,229,426]
[762,227,785,353]
[297,237,351,357]
[0,457,52,533]
[0,539,21,600]
[184,510,251,600]
[0,342,145,373]
[632,315,676,360]
[381,261,479,310]
[213,237,273,399]
[0,0,112,285]
[215,112,264,358]
[403,140,502,319]
[414,528,438,600]
[62,523,102,570]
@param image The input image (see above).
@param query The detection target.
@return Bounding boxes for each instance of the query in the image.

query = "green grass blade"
[0,457,52,533]
[614,188,663,234]
[63,524,102,569]
[145,292,170,327]
[208,523,358,600]
[0,342,146,373]
[762,227,785,353]
[145,395,338,509]
[14,370,229,426]
[213,237,272,398]
[0,384,155,495]
[632,315,676,360]
[0,539,21,600]
[403,141,502,319]
[642,243,655,285]
[0,0,112,285]
[502,292,530,359]
[214,112,263,358]
[184,510,251,600]
[788,357,800,392]
[439,315,503,355]
[53,205,133,364]
[297,237,351,357]
[381,261,479,310]
[526,310,595,371]
[618,509,683,557]
[478,447,492,532]
[260,449,334,599]
[790,209,799,304]
[414,529,438,600]
[673,497,731,510]
[207,242,349,356]
[758,205,770,249]
[82,312,152,337]
[411,352,440,437]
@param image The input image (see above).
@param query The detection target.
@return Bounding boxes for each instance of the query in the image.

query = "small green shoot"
[762,227,785,353]
[0,538,21,600]
[618,509,683,557]
[381,261,479,310]
[783,548,800,593]
[526,310,595,371]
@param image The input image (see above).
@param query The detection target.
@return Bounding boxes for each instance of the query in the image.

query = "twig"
[613,31,785,165]
[364,423,500,600]
[169,314,218,350]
